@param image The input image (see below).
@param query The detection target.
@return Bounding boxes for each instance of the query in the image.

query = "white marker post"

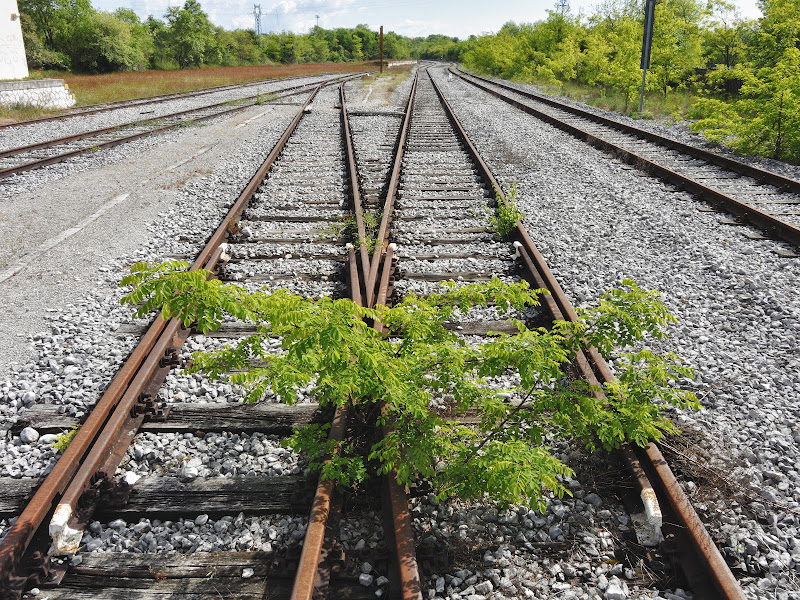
[1,1,29,80]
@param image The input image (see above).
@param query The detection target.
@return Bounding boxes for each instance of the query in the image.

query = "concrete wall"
[1,0,29,80]
[0,79,76,108]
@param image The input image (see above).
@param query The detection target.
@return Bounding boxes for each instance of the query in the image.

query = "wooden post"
[380,26,384,73]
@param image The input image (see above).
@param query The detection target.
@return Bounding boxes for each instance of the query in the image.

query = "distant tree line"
[460,0,800,161]
[19,0,465,73]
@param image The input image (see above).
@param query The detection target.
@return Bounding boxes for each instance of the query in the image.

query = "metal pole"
[639,0,655,114]
[380,26,384,73]
[639,68,647,114]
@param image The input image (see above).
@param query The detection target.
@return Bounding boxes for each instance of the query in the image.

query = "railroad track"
[0,65,745,599]
[452,68,800,256]
[359,66,743,599]
[0,73,328,131]
[0,78,416,599]
[0,73,361,180]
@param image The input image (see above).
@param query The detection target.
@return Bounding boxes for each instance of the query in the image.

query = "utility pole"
[315,14,320,27]
[253,4,261,35]
[639,0,656,114]
[379,26,384,74]
[555,0,569,43]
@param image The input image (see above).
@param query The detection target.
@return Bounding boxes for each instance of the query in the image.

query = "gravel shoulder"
[0,102,297,377]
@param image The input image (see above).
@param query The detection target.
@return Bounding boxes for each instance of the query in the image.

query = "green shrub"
[121,262,697,509]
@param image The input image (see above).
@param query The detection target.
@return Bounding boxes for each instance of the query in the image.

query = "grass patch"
[358,64,414,103]
[0,103,60,125]
[61,62,372,106]
[527,79,699,122]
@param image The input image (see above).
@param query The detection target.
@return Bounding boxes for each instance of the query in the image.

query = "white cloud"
[232,14,254,29]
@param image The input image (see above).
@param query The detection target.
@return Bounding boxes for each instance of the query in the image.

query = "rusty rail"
[340,85,372,287]
[290,82,422,600]
[428,69,745,600]
[373,246,424,600]
[451,69,800,250]
[365,71,418,307]
[0,73,328,131]
[0,82,329,589]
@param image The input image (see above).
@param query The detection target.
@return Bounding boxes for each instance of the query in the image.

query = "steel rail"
[289,404,349,600]
[340,85,372,286]
[0,72,332,131]
[0,74,363,180]
[0,81,330,589]
[428,69,745,600]
[365,71,419,307]
[451,69,800,250]
[289,85,365,600]
[48,80,335,552]
[373,246,424,600]
[292,83,422,596]
[457,68,800,197]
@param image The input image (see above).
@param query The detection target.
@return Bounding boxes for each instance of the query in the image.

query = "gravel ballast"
[430,66,800,599]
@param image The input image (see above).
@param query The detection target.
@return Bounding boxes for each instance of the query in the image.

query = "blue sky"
[92,0,763,38]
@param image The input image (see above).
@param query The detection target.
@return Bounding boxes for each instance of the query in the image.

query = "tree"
[121,264,697,509]
[691,46,800,160]
[145,16,171,69]
[164,0,216,68]
[383,32,409,59]
[649,0,706,96]
[114,8,154,68]
[19,0,95,65]
[72,12,149,72]
[19,11,70,70]
[308,26,331,62]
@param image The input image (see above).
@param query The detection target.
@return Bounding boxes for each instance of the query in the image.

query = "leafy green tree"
[308,26,331,62]
[114,7,154,67]
[121,264,697,509]
[383,31,409,59]
[19,12,70,69]
[649,0,706,96]
[19,0,93,49]
[691,46,800,159]
[702,1,748,69]
[583,14,644,109]
[750,0,800,68]
[164,0,216,68]
[353,24,377,59]
[145,16,171,69]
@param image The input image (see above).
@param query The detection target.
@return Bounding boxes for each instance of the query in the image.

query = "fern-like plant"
[121,263,697,510]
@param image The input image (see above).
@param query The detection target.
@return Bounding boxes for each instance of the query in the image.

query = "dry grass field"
[0,61,378,123]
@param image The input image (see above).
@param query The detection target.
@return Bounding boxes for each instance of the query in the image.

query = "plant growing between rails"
[121,262,698,509]
[487,183,524,238]
[52,425,81,453]
[318,211,381,252]
[255,93,275,106]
